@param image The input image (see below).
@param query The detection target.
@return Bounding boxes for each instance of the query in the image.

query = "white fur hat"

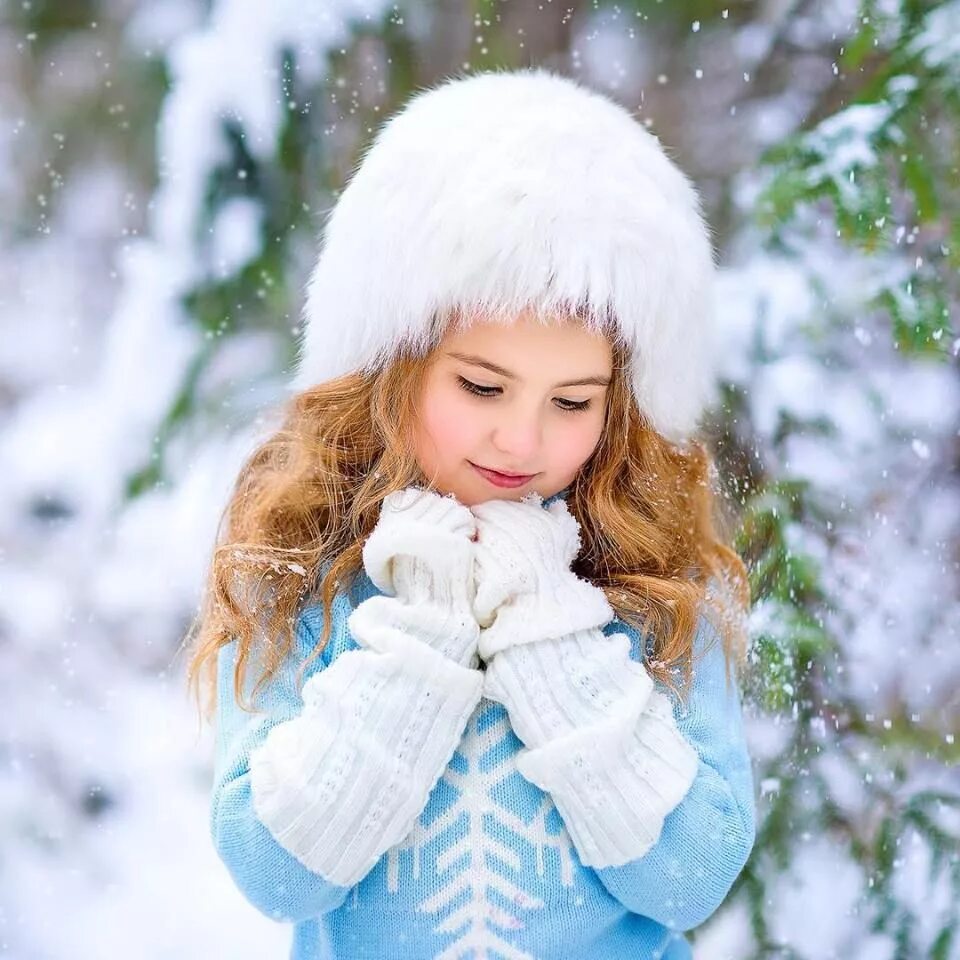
[291,67,720,443]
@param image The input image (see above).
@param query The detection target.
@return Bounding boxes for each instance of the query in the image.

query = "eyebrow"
[446,351,611,388]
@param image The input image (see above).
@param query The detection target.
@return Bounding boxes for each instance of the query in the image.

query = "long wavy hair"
[183,324,750,723]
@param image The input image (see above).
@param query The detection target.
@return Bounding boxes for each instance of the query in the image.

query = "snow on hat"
[291,66,720,443]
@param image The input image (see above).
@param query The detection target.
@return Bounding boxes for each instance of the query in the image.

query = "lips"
[475,464,533,479]
[469,461,538,488]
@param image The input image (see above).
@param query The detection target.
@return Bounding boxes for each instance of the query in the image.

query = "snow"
[2,0,958,956]
[908,1,960,77]
[3,674,288,959]
[766,836,892,959]
[1,1,390,957]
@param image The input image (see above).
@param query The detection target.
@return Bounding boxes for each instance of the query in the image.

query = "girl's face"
[412,312,613,507]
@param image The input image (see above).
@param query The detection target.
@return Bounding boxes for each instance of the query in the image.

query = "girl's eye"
[456,376,591,413]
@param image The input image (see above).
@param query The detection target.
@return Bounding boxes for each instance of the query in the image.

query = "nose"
[490,408,544,464]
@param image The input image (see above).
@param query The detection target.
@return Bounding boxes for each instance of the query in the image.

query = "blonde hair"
[182,330,750,723]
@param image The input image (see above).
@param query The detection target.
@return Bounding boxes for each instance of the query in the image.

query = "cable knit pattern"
[471,492,613,659]
[248,487,484,887]
[482,629,656,745]
[210,486,756,958]
[476,496,699,868]
[358,487,480,667]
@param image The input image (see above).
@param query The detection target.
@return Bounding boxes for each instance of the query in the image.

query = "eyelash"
[456,376,592,413]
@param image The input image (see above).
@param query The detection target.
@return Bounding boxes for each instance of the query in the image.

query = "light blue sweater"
[210,489,756,959]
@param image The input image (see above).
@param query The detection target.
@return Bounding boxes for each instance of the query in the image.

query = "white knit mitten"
[352,486,480,667]
[470,493,612,661]
[476,495,698,868]
[484,628,698,866]
[483,628,655,745]
[249,487,484,888]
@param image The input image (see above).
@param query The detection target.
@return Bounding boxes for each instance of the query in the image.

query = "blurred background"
[1,0,958,957]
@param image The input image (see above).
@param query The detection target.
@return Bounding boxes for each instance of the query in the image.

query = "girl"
[185,67,755,960]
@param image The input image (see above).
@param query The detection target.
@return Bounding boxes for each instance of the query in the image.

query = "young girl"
[185,67,755,960]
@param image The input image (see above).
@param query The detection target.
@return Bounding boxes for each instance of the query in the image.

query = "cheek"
[418,386,472,454]
[558,412,605,467]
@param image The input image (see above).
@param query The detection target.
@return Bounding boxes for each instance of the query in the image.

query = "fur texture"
[292,67,721,443]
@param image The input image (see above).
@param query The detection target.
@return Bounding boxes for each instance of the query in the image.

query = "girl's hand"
[356,486,480,667]
[471,493,579,612]
[470,494,613,661]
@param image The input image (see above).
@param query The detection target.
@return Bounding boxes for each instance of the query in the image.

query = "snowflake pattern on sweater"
[383,700,577,959]
[210,491,756,960]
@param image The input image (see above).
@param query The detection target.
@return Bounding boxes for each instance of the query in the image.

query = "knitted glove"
[249,487,485,887]
[483,628,698,866]
[476,495,698,867]
[483,628,655,744]
[470,492,613,661]
[349,486,480,668]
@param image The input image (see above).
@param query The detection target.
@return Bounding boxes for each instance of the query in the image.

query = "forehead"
[438,311,613,366]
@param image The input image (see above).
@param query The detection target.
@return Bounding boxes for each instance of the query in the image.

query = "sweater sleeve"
[484,609,756,933]
[210,590,484,923]
[210,604,352,923]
